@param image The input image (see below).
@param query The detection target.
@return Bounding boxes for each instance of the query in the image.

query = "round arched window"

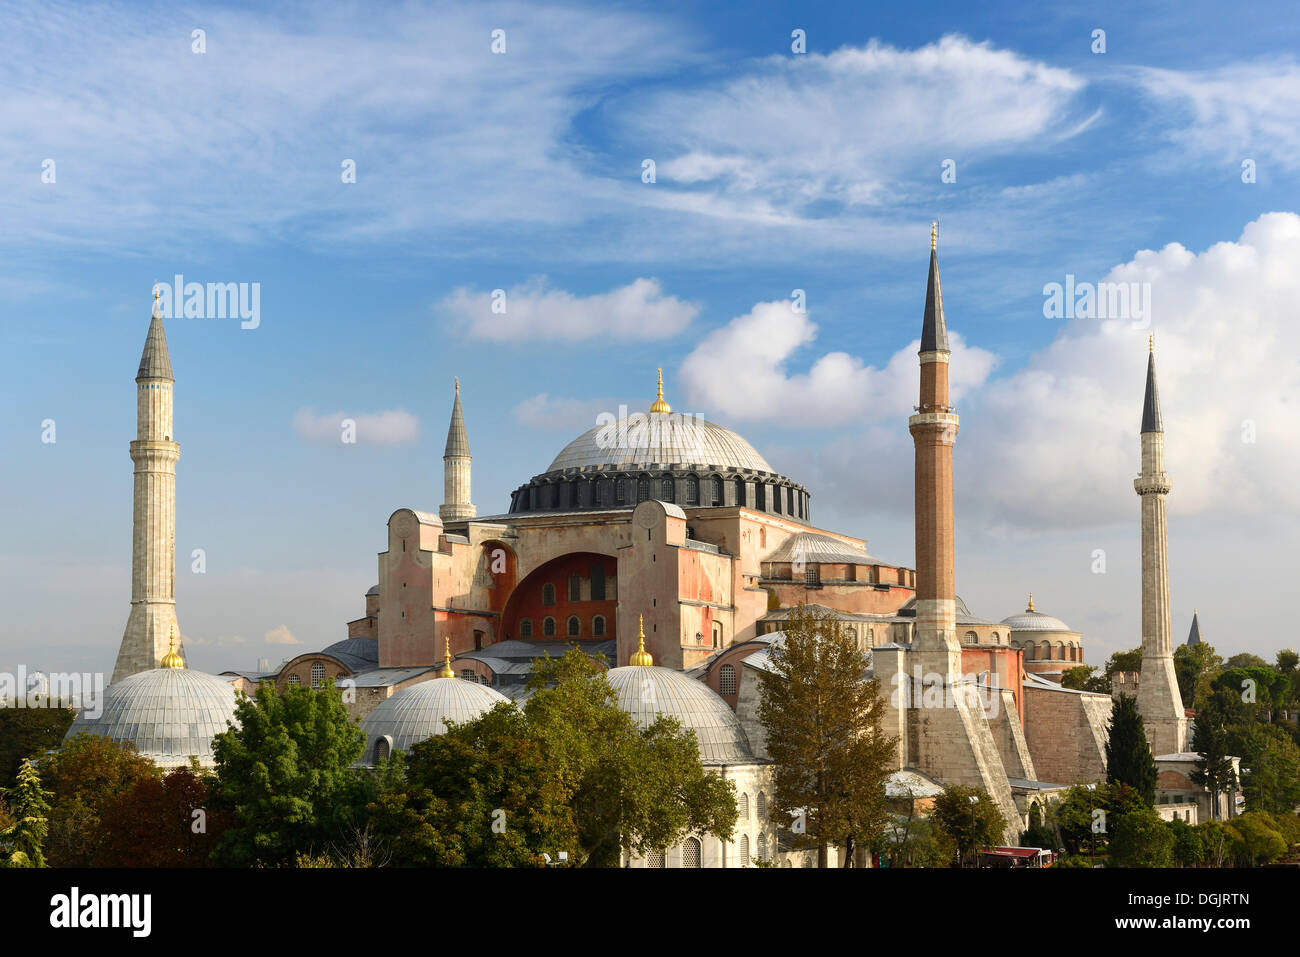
[567,615,581,637]
[543,617,556,637]
[310,661,326,689]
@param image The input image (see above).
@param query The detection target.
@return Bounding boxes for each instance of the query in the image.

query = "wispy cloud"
[293,408,419,445]
[264,624,301,646]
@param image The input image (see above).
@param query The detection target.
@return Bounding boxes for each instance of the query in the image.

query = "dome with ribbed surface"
[1000,609,1073,633]
[605,665,752,765]
[547,415,773,473]
[360,676,509,761]
[64,668,238,767]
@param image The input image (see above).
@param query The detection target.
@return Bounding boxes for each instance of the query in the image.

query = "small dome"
[319,636,379,671]
[360,676,509,761]
[605,665,752,765]
[64,668,239,768]
[1000,609,1073,633]
[365,584,380,597]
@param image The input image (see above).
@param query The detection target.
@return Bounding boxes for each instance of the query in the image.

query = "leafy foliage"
[94,765,230,867]
[0,760,51,867]
[0,703,76,792]
[931,785,1005,866]
[756,605,896,867]
[1105,695,1157,806]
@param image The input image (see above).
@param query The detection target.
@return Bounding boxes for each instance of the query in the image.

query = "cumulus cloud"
[679,298,997,426]
[620,34,1090,214]
[1138,59,1300,170]
[442,277,698,342]
[264,624,301,646]
[813,212,1300,532]
[292,408,419,445]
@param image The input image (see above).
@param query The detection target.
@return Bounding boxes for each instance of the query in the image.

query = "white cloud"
[679,298,997,426]
[293,407,419,445]
[442,277,698,342]
[264,624,301,646]
[1138,59,1300,170]
[513,393,617,433]
[813,212,1300,532]
[620,35,1089,215]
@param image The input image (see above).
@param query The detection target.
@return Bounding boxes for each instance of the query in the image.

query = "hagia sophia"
[68,230,1225,865]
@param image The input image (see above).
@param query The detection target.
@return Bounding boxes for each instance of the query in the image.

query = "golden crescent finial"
[630,613,654,666]
[649,367,671,414]
[455,377,459,394]
[1149,333,1154,353]
[439,636,455,678]
[160,620,185,669]
[931,220,938,251]
[1027,593,1035,612]
[153,282,160,302]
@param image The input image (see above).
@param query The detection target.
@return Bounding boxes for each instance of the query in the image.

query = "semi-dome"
[64,667,239,768]
[605,664,752,765]
[1001,595,1072,633]
[360,675,510,763]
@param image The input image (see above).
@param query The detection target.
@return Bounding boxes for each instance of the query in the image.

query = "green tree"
[1174,642,1223,711]
[1109,807,1174,867]
[1106,695,1158,806]
[1104,648,1143,681]
[0,703,76,791]
[1167,817,1203,867]
[1191,687,1242,821]
[210,681,366,866]
[38,733,159,867]
[931,785,1005,867]
[1061,666,1109,693]
[1223,653,1269,671]
[524,649,736,867]
[0,760,51,867]
[756,605,897,867]
[1231,723,1300,815]
[1225,812,1286,866]
[94,765,230,867]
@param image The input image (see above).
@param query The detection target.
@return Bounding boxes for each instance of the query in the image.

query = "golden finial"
[1027,593,1035,612]
[454,377,459,394]
[649,367,671,414]
[1148,333,1154,353]
[160,621,185,669]
[629,614,654,666]
[439,636,455,678]
[931,220,938,251]
[153,282,160,302]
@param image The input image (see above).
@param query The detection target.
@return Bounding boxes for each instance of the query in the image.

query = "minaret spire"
[1134,341,1186,754]
[920,221,950,354]
[440,379,476,521]
[113,289,183,682]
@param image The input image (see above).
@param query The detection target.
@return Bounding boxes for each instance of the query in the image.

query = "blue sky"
[3,0,1299,677]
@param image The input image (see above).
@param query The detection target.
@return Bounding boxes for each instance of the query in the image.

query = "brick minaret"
[909,223,961,675]
[1134,340,1187,754]
[112,291,182,682]
[440,379,475,521]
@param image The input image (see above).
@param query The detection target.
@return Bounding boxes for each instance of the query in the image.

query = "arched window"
[760,528,766,548]
[685,476,699,505]
[712,477,723,506]
[646,849,666,868]
[756,483,766,510]
[757,792,767,820]
[661,478,675,502]
[567,615,581,637]
[520,618,533,639]
[373,737,390,764]
[738,834,750,864]
[735,477,747,507]
[615,477,627,504]
[543,617,556,637]
[682,837,702,868]
[1055,641,1065,660]
[738,793,749,820]
[592,615,606,637]
[590,563,606,601]
[542,583,556,606]
[568,574,581,601]
[460,668,477,681]
[1039,641,1051,660]
[786,487,794,514]
[963,631,978,646]
[772,484,782,514]
[757,833,768,860]
[287,674,301,686]
[310,661,326,689]
[991,631,1000,644]
[719,663,737,696]
[637,475,650,502]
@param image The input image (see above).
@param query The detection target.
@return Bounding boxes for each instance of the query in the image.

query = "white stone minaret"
[1134,339,1186,755]
[112,291,182,682]
[439,379,475,522]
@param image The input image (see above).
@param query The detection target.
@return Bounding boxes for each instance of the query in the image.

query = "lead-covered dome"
[360,675,510,763]
[1001,596,1073,633]
[64,668,239,768]
[605,664,752,765]
[547,414,774,473]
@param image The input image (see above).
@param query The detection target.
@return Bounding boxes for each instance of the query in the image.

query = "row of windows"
[1020,641,1083,661]
[519,615,607,639]
[286,662,332,690]
[540,565,609,605]
[514,474,808,519]
[644,791,771,867]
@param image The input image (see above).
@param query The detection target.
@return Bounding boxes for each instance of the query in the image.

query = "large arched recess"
[500,551,618,647]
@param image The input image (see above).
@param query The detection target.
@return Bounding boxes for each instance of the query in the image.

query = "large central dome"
[547,415,774,473]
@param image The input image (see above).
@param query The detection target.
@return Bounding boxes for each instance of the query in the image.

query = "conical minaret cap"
[920,223,950,353]
[1186,610,1202,646]
[1141,344,1163,434]
[444,379,470,458]
[137,287,174,381]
